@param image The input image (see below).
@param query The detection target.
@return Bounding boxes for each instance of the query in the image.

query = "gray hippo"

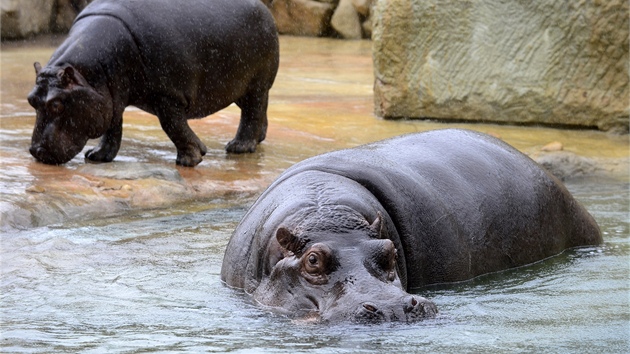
[221,129,602,323]
[27,0,279,166]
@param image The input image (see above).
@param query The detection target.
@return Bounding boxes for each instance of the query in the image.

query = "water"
[1,36,629,352]
[1,180,628,353]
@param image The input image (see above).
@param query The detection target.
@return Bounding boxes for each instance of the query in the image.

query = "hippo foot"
[176,151,203,167]
[258,125,267,143]
[225,139,257,154]
[176,144,206,167]
[85,146,116,163]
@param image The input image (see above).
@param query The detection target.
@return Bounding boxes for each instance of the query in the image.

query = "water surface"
[2,180,628,353]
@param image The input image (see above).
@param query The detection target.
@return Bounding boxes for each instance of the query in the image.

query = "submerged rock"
[77,162,183,182]
[533,151,629,181]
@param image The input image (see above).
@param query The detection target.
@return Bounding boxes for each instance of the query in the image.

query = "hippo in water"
[27,0,279,166]
[221,129,602,323]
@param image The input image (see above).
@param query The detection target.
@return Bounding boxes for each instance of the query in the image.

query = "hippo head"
[252,215,438,324]
[27,62,112,165]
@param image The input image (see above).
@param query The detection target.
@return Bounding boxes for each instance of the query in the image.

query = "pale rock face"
[372,0,629,132]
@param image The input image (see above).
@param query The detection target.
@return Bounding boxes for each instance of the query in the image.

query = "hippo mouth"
[311,295,438,324]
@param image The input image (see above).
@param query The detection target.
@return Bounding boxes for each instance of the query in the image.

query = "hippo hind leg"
[227,88,269,154]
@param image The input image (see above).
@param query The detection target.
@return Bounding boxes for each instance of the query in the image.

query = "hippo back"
[74,0,278,114]
[223,129,601,291]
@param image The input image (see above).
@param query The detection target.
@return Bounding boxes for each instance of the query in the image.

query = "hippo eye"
[300,244,336,285]
[305,252,321,273]
[308,254,318,265]
[48,99,64,114]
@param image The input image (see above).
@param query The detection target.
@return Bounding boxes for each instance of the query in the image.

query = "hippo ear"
[57,65,87,88]
[369,212,383,237]
[276,227,308,257]
[34,62,42,75]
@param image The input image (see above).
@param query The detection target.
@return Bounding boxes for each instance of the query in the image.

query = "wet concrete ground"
[1,36,628,230]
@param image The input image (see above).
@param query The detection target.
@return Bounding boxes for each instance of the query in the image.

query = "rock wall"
[372,0,629,132]
[2,0,54,39]
[1,0,90,39]
[257,0,374,38]
[2,0,374,40]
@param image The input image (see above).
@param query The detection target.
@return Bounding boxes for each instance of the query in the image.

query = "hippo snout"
[354,296,437,323]
[29,144,60,165]
[30,142,81,165]
[403,295,438,321]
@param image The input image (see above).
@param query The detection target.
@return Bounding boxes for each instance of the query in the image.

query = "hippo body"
[221,129,602,323]
[27,0,279,166]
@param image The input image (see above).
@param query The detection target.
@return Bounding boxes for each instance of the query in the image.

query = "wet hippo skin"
[27,0,279,166]
[221,129,602,323]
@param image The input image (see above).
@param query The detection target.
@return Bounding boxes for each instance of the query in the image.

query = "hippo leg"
[85,109,123,163]
[226,89,269,154]
[156,105,207,167]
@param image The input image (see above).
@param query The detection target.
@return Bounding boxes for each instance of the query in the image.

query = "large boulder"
[372,0,629,132]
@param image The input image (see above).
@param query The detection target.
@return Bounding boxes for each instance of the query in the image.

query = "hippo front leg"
[85,110,123,163]
[227,90,269,154]
[156,106,207,167]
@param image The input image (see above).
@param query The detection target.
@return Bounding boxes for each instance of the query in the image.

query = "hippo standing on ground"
[221,129,602,323]
[27,0,279,166]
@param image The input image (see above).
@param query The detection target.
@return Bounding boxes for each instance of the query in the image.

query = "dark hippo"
[221,129,602,323]
[27,0,279,166]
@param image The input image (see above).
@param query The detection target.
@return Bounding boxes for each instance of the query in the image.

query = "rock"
[533,150,630,181]
[331,0,362,39]
[534,151,599,181]
[1,0,93,39]
[26,185,46,193]
[541,141,564,152]
[361,12,373,38]
[1,0,55,39]
[52,0,90,33]
[372,0,629,132]
[270,0,336,36]
[352,0,372,16]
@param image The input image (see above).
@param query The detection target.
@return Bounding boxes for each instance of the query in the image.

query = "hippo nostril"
[306,295,319,310]
[403,295,438,320]
[30,146,43,158]
[362,303,378,312]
